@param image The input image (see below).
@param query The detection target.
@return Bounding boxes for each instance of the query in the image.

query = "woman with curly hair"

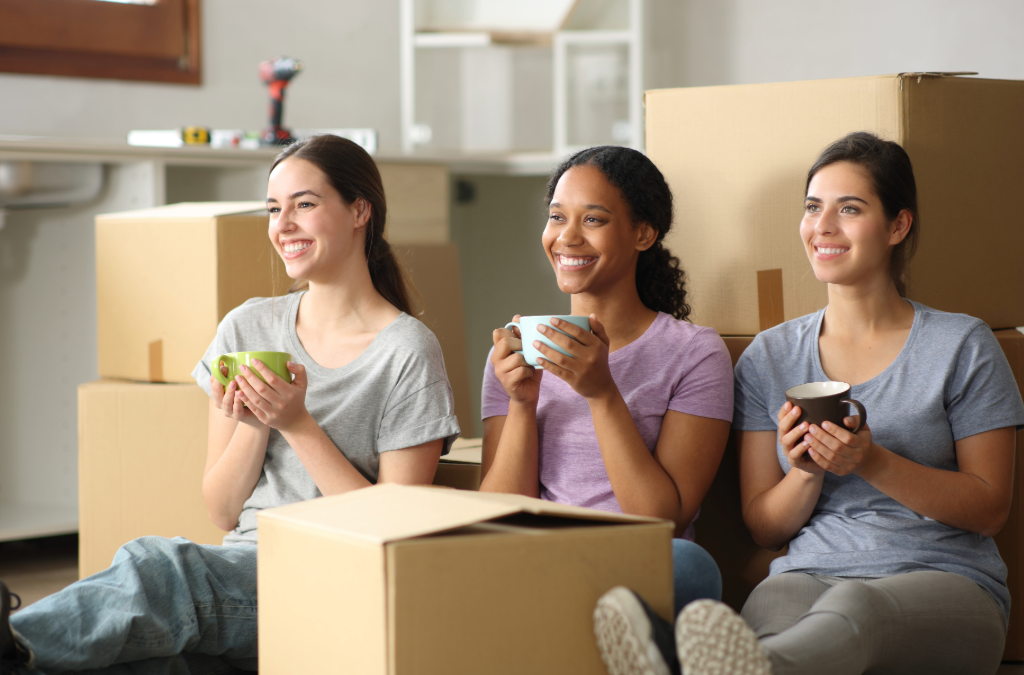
[480,145,734,618]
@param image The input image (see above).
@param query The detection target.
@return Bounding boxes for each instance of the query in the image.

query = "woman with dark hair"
[481,146,734,621]
[598,131,1024,675]
[0,135,460,674]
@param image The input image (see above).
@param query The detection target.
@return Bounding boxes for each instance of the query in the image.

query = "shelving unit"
[399,0,644,155]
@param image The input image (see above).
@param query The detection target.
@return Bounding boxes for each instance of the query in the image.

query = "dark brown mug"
[785,381,867,434]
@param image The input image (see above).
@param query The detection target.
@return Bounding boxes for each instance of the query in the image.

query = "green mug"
[212,351,293,387]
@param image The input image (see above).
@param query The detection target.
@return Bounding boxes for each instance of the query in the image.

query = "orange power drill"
[259,56,302,145]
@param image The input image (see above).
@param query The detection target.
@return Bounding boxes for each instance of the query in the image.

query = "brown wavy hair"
[271,135,416,315]
[545,146,691,321]
[806,132,920,297]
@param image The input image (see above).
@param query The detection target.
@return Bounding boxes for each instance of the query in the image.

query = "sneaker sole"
[675,599,772,675]
[593,587,672,675]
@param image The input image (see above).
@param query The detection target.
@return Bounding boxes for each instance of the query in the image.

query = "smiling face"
[266,157,369,283]
[542,164,654,297]
[799,161,911,289]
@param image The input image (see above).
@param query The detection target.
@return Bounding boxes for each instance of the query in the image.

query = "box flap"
[258,484,523,544]
[97,201,266,220]
[465,490,667,524]
[258,484,666,544]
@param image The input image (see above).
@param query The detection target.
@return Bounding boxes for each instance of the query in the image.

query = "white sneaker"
[674,599,772,675]
[593,586,678,675]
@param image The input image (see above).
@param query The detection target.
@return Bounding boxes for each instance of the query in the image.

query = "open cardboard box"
[257,483,673,675]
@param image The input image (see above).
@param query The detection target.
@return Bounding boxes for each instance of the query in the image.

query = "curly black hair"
[545,146,690,321]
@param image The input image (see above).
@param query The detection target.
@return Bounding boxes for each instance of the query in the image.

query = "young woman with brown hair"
[597,131,1024,675]
[0,135,460,674]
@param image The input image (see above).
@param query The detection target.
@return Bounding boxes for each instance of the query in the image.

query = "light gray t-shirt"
[192,292,461,545]
[733,301,1024,621]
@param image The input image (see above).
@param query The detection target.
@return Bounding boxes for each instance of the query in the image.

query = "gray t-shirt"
[192,292,461,545]
[733,301,1024,621]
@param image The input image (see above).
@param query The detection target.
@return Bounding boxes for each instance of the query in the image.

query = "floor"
[0,535,79,608]
[2,534,1023,673]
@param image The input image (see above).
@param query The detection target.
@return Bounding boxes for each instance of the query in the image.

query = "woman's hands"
[803,418,875,476]
[534,315,614,401]
[211,359,310,433]
[777,401,823,476]
[491,316,543,406]
[776,401,874,477]
[210,362,264,429]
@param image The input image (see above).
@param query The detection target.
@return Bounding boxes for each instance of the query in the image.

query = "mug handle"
[504,321,538,367]
[212,354,233,387]
[839,399,867,434]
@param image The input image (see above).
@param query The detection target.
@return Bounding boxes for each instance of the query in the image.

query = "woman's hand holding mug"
[211,363,265,429]
[777,401,825,477]
[533,315,613,401]
[491,315,543,406]
[210,350,308,432]
[231,359,309,432]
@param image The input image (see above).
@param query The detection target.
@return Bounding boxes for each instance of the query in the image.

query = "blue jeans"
[672,538,722,618]
[10,536,258,674]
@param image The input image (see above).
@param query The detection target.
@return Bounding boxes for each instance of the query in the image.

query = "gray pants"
[740,571,1006,675]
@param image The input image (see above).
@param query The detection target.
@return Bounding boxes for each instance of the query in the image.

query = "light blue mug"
[504,315,591,368]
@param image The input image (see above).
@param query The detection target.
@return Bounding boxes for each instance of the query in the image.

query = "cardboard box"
[695,337,786,613]
[646,74,1024,334]
[257,484,672,675]
[379,163,449,243]
[96,202,291,383]
[433,437,482,490]
[78,380,224,578]
[394,243,472,435]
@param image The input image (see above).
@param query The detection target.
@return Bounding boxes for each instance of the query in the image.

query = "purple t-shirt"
[482,312,734,540]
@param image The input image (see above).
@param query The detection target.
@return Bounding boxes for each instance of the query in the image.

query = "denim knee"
[672,539,722,616]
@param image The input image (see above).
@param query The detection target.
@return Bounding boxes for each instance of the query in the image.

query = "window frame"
[0,0,201,85]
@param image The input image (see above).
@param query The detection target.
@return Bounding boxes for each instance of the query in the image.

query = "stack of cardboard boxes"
[78,163,477,579]
[646,73,1024,658]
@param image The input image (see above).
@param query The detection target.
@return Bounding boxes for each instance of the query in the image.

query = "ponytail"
[545,146,691,321]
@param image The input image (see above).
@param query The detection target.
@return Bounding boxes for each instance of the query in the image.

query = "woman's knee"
[672,539,722,610]
[808,579,882,628]
[111,536,198,574]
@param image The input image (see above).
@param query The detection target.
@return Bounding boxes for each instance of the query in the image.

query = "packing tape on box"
[148,340,164,383]
[757,269,785,332]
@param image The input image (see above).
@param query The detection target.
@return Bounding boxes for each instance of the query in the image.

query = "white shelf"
[0,502,78,542]
[414,32,493,48]
[557,29,631,44]
[0,137,558,176]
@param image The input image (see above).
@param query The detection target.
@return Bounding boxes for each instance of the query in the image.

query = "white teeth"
[559,255,593,267]
[817,247,848,255]
[283,241,311,254]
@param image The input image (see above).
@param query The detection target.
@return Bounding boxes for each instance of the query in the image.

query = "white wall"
[6,1,1019,150]
[0,1,404,151]
[672,0,1024,88]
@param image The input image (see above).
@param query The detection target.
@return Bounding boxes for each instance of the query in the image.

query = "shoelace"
[2,590,24,673]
